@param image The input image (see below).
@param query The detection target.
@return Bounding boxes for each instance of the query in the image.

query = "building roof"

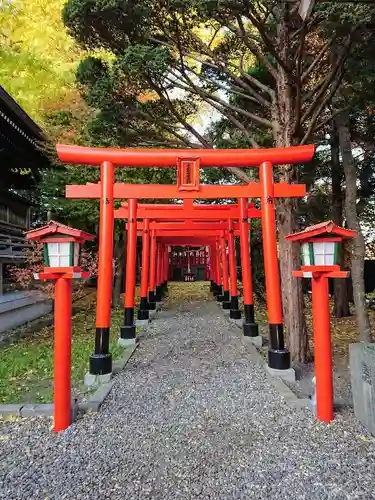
[286,220,357,242]
[0,85,50,189]
[26,220,94,242]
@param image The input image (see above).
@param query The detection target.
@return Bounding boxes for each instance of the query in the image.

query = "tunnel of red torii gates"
[58,143,315,380]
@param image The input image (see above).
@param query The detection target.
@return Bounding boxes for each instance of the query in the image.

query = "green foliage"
[117,44,173,82]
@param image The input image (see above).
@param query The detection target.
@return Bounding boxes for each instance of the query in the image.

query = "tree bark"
[272,3,310,363]
[336,111,372,342]
[331,121,350,317]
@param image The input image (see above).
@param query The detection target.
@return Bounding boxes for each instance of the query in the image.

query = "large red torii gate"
[58,143,315,380]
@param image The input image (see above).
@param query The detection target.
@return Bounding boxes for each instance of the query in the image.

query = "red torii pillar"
[228,220,241,319]
[164,246,170,290]
[204,247,209,281]
[155,243,163,302]
[214,242,222,297]
[239,198,259,338]
[260,162,289,370]
[137,218,150,323]
[218,231,230,309]
[213,240,222,296]
[208,245,214,287]
[119,198,138,346]
[148,229,157,311]
[160,244,168,293]
[209,244,215,290]
[90,160,114,377]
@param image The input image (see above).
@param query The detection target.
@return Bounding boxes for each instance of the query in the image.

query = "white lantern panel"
[47,241,72,267]
[313,241,335,265]
[301,243,312,265]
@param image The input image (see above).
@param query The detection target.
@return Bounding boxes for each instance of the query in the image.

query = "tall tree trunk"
[336,111,372,342]
[272,3,310,363]
[331,121,350,317]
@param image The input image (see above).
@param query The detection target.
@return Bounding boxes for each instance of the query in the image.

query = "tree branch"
[300,35,352,125]
[231,15,278,79]
[169,70,272,128]
[133,108,197,147]
[241,12,292,75]
[230,167,253,183]
[293,25,307,135]
[301,38,332,84]
[148,35,274,97]
[302,77,326,105]
[183,64,270,108]
[203,98,261,149]
[145,81,212,147]
[181,27,273,96]
[312,107,349,135]
[300,68,345,144]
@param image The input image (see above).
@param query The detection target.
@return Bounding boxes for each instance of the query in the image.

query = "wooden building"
[0,85,52,331]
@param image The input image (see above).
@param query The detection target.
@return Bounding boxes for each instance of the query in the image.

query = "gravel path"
[1,295,375,500]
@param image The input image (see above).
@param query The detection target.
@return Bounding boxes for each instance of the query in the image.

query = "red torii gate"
[128,221,239,315]
[117,201,261,328]
[120,215,247,319]
[59,143,315,380]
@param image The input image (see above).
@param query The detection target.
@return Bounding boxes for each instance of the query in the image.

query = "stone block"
[32,404,54,416]
[112,344,138,374]
[118,337,137,348]
[266,365,296,383]
[229,318,243,328]
[81,382,113,413]
[0,404,22,416]
[136,319,150,327]
[244,335,263,348]
[20,401,78,420]
[84,371,112,388]
[349,343,375,436]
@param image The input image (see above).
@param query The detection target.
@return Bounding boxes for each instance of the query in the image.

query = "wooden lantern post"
[26,221,94,432]
[286,221,356,422]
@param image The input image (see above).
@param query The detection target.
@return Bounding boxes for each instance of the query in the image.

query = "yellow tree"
[0,0,87,136]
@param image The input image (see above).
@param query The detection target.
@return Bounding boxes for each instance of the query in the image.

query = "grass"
[0,292,128,404]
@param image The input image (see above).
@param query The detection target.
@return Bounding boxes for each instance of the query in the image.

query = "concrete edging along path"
[223,311,311,410]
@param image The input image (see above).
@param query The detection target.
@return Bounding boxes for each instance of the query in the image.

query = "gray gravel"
[1,297,375,500]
